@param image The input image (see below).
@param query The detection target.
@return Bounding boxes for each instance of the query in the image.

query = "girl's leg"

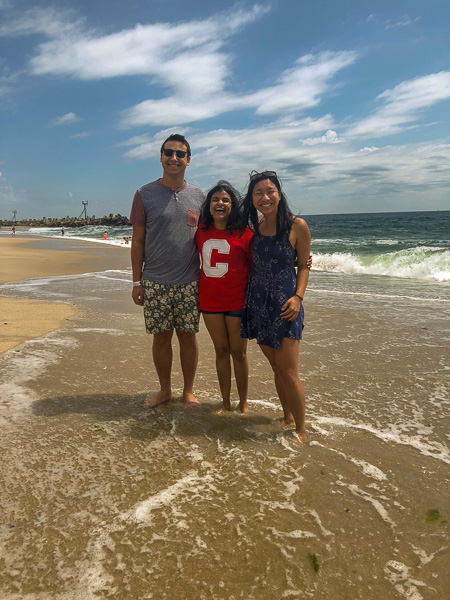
[259,344,294,425]
[274,338,306,443]
[202,313,232,410]
[225,316,248,413]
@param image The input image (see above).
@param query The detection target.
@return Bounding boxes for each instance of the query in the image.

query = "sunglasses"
[249,170,277,181]
[162,149,188,158]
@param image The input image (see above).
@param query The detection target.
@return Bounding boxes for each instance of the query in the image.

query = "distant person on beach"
[130,133,204,407]
[240,171,311,445]
[103,231,108,240]
[123,236,130,244]
[61,226,65,236]
[195,181,253,413]
[12,226,15,236]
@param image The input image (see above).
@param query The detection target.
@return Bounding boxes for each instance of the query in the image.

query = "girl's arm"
[281,218,311,321]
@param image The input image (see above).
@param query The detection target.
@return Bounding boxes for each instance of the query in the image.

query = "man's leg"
[175,330,199,405]
[146,329,174,407]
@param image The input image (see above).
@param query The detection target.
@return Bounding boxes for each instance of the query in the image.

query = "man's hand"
[306,255,312,270]
[132,284,144,306]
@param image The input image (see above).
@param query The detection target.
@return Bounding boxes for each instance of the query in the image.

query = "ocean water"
[29,210,450,288]
[1,214,449,598]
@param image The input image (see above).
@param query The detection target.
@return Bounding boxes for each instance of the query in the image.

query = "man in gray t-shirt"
[130,134,204,408]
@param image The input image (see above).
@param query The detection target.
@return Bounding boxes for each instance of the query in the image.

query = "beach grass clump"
[308,553,320,573]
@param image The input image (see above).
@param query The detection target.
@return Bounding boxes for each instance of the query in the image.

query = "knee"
[153,330,173,348]
[215,345,230,361]
[276,366,298,383]
[176,330,197,348]
[230,347,247,363]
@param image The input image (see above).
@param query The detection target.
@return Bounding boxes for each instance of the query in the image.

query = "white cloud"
[301,129,342,145]
[51,112,81,126]
[0,6,85,38]
[70,131,90,139]
[385,16,421,30]
[347,72,450,138]
[1,5,268,82]
[121,51,358,127]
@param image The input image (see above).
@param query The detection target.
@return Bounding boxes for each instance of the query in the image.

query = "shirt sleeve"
[129,191,146,227]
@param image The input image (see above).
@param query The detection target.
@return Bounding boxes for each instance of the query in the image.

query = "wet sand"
[0,235,130,353]
[0,235,448,599]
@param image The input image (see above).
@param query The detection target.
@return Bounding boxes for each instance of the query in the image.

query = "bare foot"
[213,402,231,414]
[274,416,295,428]
[291,430,308,447]
[182,392,200,407]
[238,402,248,414]
[145,390,172,408]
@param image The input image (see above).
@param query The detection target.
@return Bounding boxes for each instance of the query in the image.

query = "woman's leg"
[274,338,306,443]
[202,313,232,410]
[225,316,248,413]
[259,344,294,425]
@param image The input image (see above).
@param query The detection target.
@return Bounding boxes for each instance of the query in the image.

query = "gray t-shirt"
[129,180,204,284]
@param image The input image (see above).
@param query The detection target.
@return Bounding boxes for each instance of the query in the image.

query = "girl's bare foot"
[145,390,172,408]
[213,401,231,414]
[239,402,248,414]
[274,416,295,427]
[182,392,200,407]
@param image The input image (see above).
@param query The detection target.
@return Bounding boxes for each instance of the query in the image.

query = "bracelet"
[133,281,142,287]
[294,294,303,302]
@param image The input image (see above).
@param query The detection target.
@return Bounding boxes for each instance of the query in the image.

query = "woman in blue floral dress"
[240,171,311,445]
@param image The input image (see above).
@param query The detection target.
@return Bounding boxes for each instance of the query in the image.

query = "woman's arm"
[281,218,311,321]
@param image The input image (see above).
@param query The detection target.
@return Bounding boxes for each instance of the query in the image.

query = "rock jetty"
[1,214,130,228]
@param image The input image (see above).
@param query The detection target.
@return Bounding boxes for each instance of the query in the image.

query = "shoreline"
[0,235,131,354]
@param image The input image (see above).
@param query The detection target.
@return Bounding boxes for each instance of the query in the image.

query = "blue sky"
[0,0,449,219]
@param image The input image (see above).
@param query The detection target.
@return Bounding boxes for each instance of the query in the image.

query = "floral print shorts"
[142,280,200,334]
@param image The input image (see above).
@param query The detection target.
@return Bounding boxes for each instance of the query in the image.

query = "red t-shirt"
[195,226,253,312]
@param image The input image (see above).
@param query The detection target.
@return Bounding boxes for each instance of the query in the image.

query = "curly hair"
[199,180,246,233]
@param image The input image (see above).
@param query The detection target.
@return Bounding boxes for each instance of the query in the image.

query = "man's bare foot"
[145,390,172,408]
[182,392,200,407]
[239,402,248,414]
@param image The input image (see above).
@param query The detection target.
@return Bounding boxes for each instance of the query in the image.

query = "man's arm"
[131,225,146,306]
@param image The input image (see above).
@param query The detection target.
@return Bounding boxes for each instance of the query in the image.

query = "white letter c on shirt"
[202,239,230,278]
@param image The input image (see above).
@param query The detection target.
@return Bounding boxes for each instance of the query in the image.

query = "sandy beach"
[0,235,130,353]
[0,232,448,599]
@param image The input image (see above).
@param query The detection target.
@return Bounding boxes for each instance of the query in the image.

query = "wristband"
[294,294,303,302]
[133,281,142,287]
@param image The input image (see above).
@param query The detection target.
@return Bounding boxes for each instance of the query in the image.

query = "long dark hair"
[199,180,246,233]
[241,172,294,240]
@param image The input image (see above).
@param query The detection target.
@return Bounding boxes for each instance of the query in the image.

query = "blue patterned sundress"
[240,232,304,349]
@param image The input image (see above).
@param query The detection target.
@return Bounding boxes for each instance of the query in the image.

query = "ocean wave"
[313,247,450,282]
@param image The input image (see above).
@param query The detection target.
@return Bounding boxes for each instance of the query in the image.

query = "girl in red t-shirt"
[195,181,253,413]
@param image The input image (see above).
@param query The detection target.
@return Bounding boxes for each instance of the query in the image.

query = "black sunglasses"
[249,170,277,181]
[162,149,188,158]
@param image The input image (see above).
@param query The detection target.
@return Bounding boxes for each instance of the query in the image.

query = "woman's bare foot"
[182,392,200,407]
[291,430,308,447]
[238,402,248,414]
[145,390,172,408]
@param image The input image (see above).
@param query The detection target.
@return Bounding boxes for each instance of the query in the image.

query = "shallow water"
[0,263,449,599]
